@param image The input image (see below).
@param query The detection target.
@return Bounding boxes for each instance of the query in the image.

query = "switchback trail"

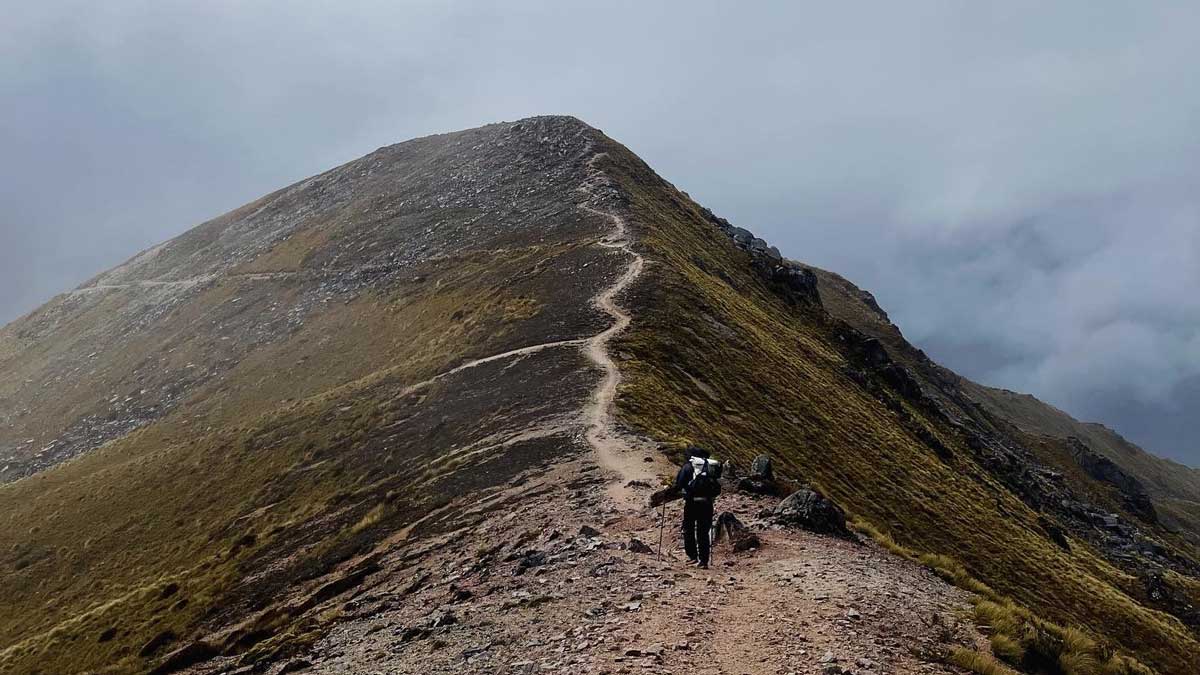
[578,155,661,508]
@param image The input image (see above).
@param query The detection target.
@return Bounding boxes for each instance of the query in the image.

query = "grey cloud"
[2,1,1198,463]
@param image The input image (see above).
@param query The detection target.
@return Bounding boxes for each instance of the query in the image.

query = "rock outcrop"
[697,207,819,303]
[1068,437,1158,524]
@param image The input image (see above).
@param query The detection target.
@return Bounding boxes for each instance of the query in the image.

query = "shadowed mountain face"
[2,116,1199,674]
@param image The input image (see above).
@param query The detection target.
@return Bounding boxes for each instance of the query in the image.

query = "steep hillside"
[1,116,1198,674]
[808,266,1200,612]
[808,268,1200,546]
[591,146,1200,672]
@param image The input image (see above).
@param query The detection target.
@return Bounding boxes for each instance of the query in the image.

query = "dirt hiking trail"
[186,156,988,675]
[264,486,986,675]
[578,153,662,509]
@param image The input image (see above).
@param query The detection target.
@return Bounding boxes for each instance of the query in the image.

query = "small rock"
[628,538,654,555]
[427,610,457,628]
[279,659,313,674]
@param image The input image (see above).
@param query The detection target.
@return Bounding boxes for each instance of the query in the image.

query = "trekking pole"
[657,502,666,559]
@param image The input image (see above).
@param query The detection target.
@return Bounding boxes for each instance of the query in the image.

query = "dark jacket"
[674,462,695,493]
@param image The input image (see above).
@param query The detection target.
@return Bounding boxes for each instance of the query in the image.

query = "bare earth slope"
[1,116,1198,674]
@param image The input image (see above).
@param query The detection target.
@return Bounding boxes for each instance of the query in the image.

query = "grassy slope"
[806,268,1200,544]
[0,117,621,674]
[596,145,1200,673]
[0,244,592,674]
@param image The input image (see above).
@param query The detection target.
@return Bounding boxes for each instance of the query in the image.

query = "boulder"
[713,512,761,552]
[513,550,547,575]
[750,454,773,481]
[736,454,780,495]
[769,264,818,296]
[427,610,457,628]
[1037,515,1071,551]
[772,488,852,538]
[730,227,755,244]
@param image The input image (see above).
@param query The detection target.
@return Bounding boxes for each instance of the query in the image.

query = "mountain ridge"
[1,115,1198,674]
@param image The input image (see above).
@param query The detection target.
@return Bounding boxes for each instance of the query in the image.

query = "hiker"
[674,446,722,568]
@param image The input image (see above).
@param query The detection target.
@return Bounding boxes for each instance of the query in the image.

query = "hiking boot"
[698,562,709,569]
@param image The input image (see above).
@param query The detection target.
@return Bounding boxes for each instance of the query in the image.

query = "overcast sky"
[3,2,1198,464]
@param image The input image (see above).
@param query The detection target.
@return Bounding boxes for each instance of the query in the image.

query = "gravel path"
[252,480,983,675]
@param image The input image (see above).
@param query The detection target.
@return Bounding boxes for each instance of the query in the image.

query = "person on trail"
[674,446,722,568]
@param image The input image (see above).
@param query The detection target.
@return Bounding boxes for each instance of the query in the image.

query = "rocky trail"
[185,159,988,675]
[578,153,657,509]
[230,483,984,675]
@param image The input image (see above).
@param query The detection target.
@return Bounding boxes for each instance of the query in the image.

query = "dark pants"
[682,498,714,564]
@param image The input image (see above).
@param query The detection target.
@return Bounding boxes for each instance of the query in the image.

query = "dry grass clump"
[351,503,388,534]
[917,553,995,598]
[851,523,1154,675]
[967,596,1154,675]
[947,646,1021,675]
[850,518,914,558]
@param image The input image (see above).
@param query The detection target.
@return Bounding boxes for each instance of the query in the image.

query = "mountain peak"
[2,120,1198,674]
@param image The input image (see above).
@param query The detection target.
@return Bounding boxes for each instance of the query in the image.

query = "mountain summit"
[2,116,1199,674]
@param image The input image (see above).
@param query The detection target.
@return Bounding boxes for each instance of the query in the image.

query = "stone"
[628,538,654,554]
[769,264,818,296]
[513,550,547,575]
[730,227,755,243]
[750,454,773,481]
[427,610,457,628]
[279,660,313,674]
[1037,515,1071,551]
[713,512,761,552]
[772,488,852,538]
